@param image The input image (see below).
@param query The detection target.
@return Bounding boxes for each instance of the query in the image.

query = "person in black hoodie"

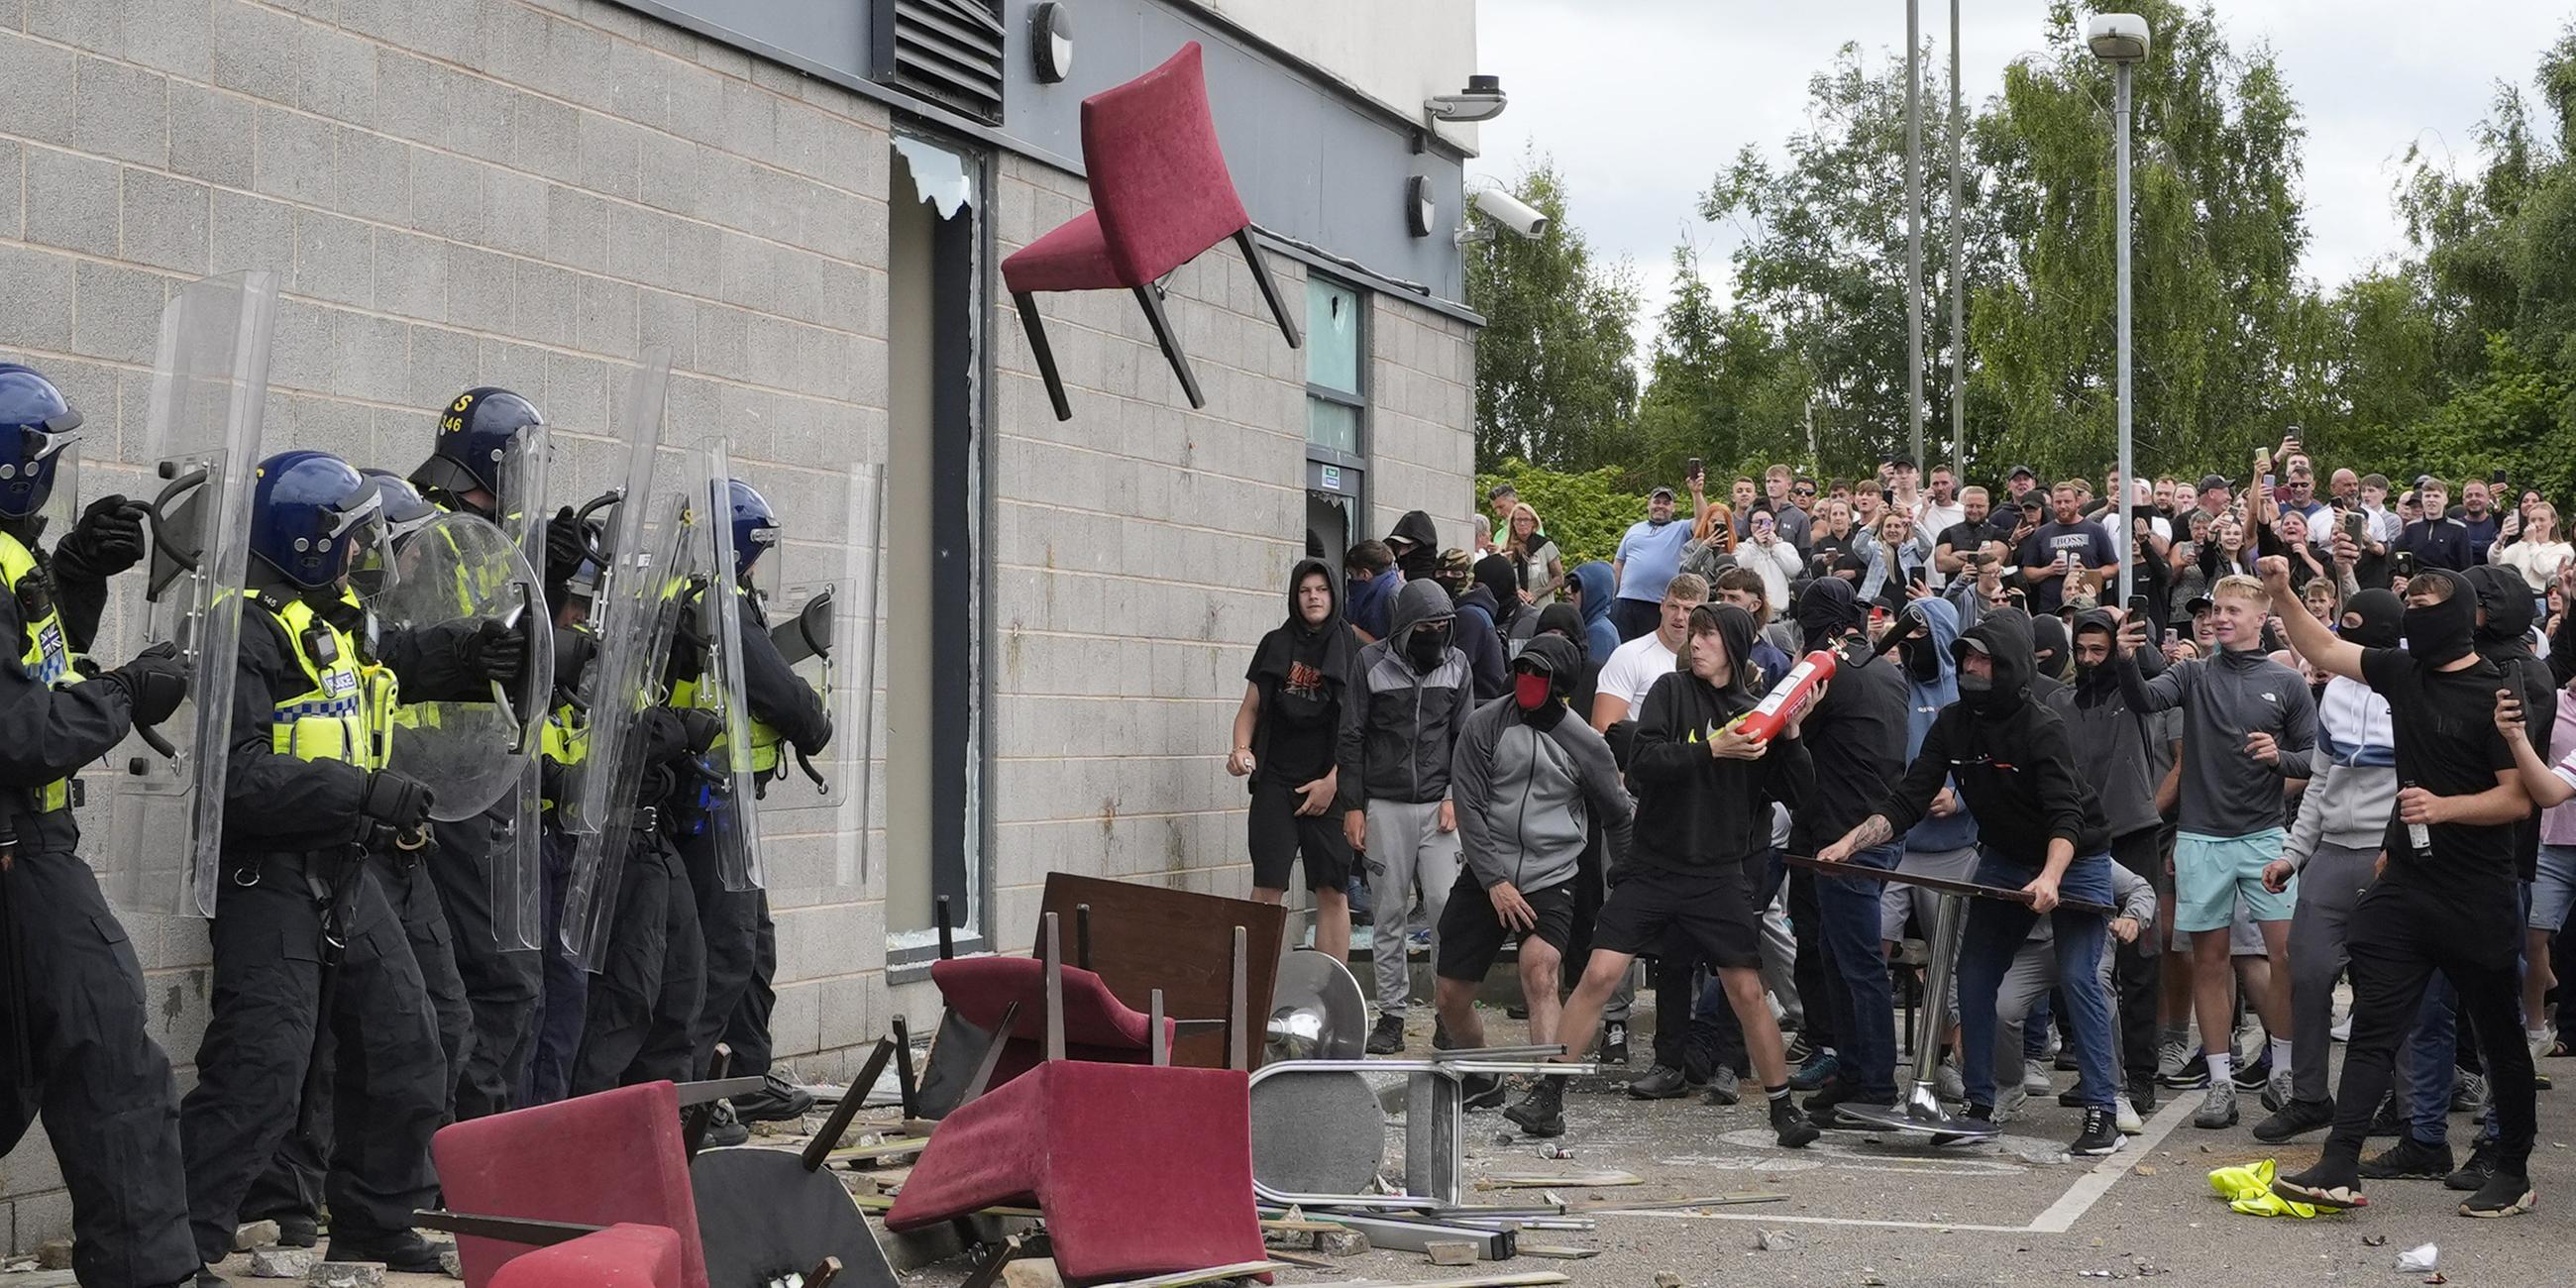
[1820,611,2129,1157]
[1230,559,1358,963]
[1546,603,1822,1148]
[1450,552,1511,701]
[1385,510,1444,584]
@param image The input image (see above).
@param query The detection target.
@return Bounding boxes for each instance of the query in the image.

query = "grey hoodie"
[1339,580,1473,806]
[1450,694,1632,895]
[2118,643,2316,837]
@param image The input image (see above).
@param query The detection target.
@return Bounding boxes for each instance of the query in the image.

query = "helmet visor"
[334,487,398,596]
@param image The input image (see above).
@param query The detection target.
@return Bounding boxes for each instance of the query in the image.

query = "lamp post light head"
[2087,13,2151,62]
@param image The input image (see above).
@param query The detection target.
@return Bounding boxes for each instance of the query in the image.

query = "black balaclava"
[1536,603,1587,661]
[2401,568,2478,667]
[2464,564,2536,651]
[2070,608,2118,692]
[2029,612,2070,682]
[1473,552,1522,629]
[1514,634,1579,731]
[1388,510,1442,581]
[2339,589,2404,650]
[1793,576,1862,649]
[1405,616,1452,672]
[1954,611,2035,715]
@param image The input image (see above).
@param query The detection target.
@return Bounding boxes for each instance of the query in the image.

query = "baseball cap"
[2007,464,2037,480]
[1650,484,1674,499]
[2198,474,2231,493]
[2185,594,2213,615]
[2017,494,2046,511]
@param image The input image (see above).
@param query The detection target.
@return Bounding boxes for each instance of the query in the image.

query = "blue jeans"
[1956,847,2119,1110]
[1812,842,1904,1100]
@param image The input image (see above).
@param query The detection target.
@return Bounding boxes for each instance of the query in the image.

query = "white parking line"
[2024,1093,2199,1233]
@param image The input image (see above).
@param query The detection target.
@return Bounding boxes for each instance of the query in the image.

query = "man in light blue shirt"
[1612,483,1698,642]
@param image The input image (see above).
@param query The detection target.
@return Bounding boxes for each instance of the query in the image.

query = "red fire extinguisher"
[1732,649,1838,742]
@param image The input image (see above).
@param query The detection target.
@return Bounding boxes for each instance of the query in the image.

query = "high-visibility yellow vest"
[255,590,368,767]
[0,531,76,810]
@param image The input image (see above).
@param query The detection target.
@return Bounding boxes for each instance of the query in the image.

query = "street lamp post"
[1948,0,1964,479]
[1905,0,1925,472]
[2089,14,2149,607]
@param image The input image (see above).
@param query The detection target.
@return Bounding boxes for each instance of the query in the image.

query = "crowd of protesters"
[1234,434,2575,1220]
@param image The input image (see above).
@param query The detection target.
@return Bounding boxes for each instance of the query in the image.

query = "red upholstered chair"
[430,1082,709,1288]
[1003,41,1302,421]
[884,1061,1263,1283]
[487,1225,683,1288]
[927,955,1177,1090]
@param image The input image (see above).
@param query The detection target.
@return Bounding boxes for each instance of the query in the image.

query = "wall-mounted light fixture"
[1405,175,1435,238]
[1030,3,1073,83]
[1424,74,1506,124]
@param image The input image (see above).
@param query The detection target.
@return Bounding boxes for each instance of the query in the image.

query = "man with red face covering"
[1434,634,1633,1138]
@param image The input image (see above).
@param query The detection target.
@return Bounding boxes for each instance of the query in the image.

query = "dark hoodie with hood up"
[2042,608,2168,840]
[1626,603,1814,875]
[1785,578,1911,850]
[1453,556,1514,702]
[1875,611,2111,867]
[1571,561,1621,664]
[2467,564,2557,881]
[1387,510,1443,582]
[1896,596,1981,854]
[1339,579,1473,807]
[1246,558,1359,798]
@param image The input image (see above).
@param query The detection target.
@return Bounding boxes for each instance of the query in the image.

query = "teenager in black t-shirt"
[2258,561,2538,1219]
[1231,559,1358,961]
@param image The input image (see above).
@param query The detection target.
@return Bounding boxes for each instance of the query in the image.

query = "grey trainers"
[1933,1054,1966,1103]
[2194,1079,2239,1128]
[1700,1065,1743,1106]
[1625,1063,1691,1100]
[1365,1014,1405,1055]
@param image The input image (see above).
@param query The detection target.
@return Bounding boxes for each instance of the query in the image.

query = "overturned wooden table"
[1783,853,2114,1141]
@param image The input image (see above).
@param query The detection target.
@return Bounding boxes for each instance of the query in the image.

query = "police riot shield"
[557,350,680,967]
[492,413,551,571]
[104,270,278,917]
[756,463,884,888]
[689,443,764,893]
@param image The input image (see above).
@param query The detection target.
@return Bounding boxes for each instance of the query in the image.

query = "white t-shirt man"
[1596,631,1680,716]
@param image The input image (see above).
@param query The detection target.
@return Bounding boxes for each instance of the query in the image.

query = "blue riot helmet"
[726,477,779,583]
[412,386,541,513]
[251,451,390,591]
[359,468,437,550]
[0,364,83,521]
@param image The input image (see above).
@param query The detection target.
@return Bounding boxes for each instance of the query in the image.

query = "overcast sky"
[1466,0,2572,349]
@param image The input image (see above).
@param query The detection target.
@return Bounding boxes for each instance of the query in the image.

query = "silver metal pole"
[1906,0,1925,470]
[1948,0,1965,476]
[2114,60,2134,607]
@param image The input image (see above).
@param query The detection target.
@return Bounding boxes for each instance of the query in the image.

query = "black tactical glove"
[551,625,597,695]
[803,711,833,756]
[635,708,689,766]
[359,770,436,832]
[459,618,528,686]
[672,707,722,759]
[53,494,151,583]
[108,641,190,727]
[545,505,586,588]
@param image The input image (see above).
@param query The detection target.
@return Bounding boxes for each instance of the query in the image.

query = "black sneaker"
[1432,1019,1455,1051]
[2070,1106,2125,1156]
[2273,1160,2368,1211]
[1504,1080,1565,1137]
[324,1232,453,1274]
[271,1213,319,1248]
[2230,1051,2272,1090]
[2458,1168,2535,1218]
[1771,1097,1820,1148]
[2252,1097,2335,1143]
[2126,1076,2158,1114]
[1366,1014,1405,1055]
[2360,1134,2454,1180]
[1802,1073,1860,1115]
[1601,1020,1631,1065]
[1699,1065,1743,1107]
[730,1070,817,1123]
[2157,1052,2209,1089]
[1626,1063,1691,1100]
[2367,1092,2404,1136]
[1784,1032,1815,1066]
[2445,1138,2501,1192]
[1788,1050,1841,1092]
[1462,1072,1508,1110]
[195,1269,226,1288]
[1930,1101,1992,1146]
[2057,1086,2088,1108]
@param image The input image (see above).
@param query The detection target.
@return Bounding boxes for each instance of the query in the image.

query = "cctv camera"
[2087,13,2150,61]
[1468,185,1550,240]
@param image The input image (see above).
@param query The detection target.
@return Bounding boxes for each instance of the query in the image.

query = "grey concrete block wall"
[0,0,1475,1251]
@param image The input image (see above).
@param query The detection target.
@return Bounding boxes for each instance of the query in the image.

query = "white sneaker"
[1934,1054,1966,1103]
[1995,1085,2029,1124]
[2330,1013,2352,1042]
[2022,1057,2054,1095]
[2156,1038,2192,1083]
[2114,1094,2144,1134]
[2531,1023,2559,1063]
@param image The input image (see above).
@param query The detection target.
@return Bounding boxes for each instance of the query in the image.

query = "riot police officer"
[683,480,829,1127]
[178,450,516,1272]
[0,365,199,1288]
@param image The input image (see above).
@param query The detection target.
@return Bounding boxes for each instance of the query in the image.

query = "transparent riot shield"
[556,349,678,967]
[561,490,694,969]
[493,420,552,570]
[689,443,763,893]
[104,271,278,917]
[755,462,884,888]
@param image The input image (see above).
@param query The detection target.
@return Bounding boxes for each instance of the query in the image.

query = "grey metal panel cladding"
[617,0,1468,304]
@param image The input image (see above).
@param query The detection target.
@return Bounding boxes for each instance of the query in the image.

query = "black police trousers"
[571,830,704,1094]
[429,810,543,1120]
[521,824,589,1107]
[241,848,472,1230]
[180,852,443,1265]
[717,894,779,1078]
[681,826,763,1078]
[0,848,198,1287]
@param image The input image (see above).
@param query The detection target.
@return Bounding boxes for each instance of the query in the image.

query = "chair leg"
[1013,291,1074,422]
[1131,284,1206,409]
[1234,228,1302,350]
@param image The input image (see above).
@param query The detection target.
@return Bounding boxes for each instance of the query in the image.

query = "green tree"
[1629,246,1814,487]
[1463,154,1643,474]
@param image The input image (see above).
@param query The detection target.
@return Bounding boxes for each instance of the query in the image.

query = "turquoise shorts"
[2175,828,2293,933]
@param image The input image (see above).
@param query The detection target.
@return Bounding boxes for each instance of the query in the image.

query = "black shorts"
[1434,867,1576,982]
[1589,862,1764,970]
[1247,776,1353,892]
